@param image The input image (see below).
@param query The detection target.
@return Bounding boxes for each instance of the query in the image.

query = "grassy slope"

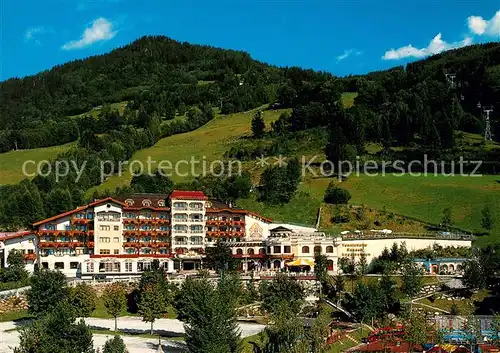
[91,106,285,193]
[0,143,73,185]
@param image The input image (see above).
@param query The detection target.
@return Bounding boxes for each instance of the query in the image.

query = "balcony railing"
[23,253,36,261]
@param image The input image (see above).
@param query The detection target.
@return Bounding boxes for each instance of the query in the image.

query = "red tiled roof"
[33,197,126,226]
[0,231,33,241]
[353,341,423,353]
[169,190,207,200]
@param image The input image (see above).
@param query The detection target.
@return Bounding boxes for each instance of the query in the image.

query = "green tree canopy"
[103,283,127,331]
[69,282,97,318]
[27,269,69,316]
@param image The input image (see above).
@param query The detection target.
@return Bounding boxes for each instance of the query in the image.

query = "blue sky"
[1,0,499,80]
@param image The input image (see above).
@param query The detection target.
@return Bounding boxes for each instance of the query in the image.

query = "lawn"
[413,289,490,315]
[341,92,358,108]
[92,295,177,319]
[0,143,74,185]
[237,173,499,244]
[304,174,500,238]
[327,327,366,352]
[91,106,286,194]
[0,309,31,322]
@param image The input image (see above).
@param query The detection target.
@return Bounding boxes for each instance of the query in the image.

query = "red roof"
[33,197,126,226]
[353,340,423,353]
[169,190,207,200]
[0,231,33,241]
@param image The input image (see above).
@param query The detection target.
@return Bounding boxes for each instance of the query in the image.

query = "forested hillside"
[0,36,499,231]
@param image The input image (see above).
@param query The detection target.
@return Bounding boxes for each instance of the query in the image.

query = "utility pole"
[483,106,494,141]
[445,73,456,89]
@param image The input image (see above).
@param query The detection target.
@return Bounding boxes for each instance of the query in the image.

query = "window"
[314,246,322,254]
[114,249,119,255]
[99,225,111,231]
[236,248,243,255]
[247,248,255,255]
[125,262,133,272]
[326,246,334,253]
[302,246,310,254]
[99,237,110,243]
[55,262,64,269]
[113,237,120,243]
[86,262,94,273]
[284,246,291,253]
[70,262,79,269]
[273,246,281,254]
[42,262,49,269]
[126,248,135,254]
[27,249,34,254]
[97,212,121,222]
[113,263,121,272]
[100,249,110,255]
[100,262,114,272]
[114,226,119,231]
[138,262,151,271]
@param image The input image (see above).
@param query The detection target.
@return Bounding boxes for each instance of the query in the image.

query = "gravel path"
[0,317,265,353]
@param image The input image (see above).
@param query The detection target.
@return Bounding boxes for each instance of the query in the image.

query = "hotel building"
[0,190,472,279]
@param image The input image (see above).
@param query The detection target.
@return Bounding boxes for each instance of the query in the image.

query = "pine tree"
[481,205,494,232]
[251,111,265,138]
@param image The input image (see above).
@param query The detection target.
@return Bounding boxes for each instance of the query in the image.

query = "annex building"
[0,191,473,279]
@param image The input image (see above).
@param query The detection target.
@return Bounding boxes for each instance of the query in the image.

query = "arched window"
[273,260,281,269]
[247,248,255,255]
[259,248,265,254]
[236,248,243,255]
[302,246,310,254]
[327,260,334,271]
[326,246,334,253]
[314,246,322,254]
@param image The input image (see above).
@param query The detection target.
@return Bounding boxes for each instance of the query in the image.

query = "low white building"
[0,231,37,273]
[340,232,473,263]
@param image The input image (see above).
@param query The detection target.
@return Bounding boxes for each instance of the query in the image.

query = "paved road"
[0,317,265,353]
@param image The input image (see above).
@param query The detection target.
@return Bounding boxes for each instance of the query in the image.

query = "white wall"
[1,235,37,273]
[340,238,472,263]
[245,215,270,240]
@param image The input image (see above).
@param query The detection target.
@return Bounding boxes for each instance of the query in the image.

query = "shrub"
[324,182,351,204]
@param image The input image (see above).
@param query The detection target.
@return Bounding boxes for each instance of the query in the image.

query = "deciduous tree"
[27,269,69,316]
[138,283,168,335]
[69,282,97,318]
[103,283,126,331]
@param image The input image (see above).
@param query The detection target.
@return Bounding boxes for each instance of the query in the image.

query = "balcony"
[23,253,36,261]
[232,253,264,259]
[269,253,294,259]
[172,229,188,234]
[72,218,93,224]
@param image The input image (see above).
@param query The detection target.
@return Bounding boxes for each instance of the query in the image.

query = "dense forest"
[0,36,499,230]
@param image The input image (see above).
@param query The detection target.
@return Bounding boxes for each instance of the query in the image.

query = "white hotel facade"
[0,191,473,279]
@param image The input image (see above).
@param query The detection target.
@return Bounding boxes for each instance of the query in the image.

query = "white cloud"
[467,10,500,36]
[468,16,488,35]
[336,49,363,62]
[62,17,116,50]
[382,33,472,60]
[25,27,49,45]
